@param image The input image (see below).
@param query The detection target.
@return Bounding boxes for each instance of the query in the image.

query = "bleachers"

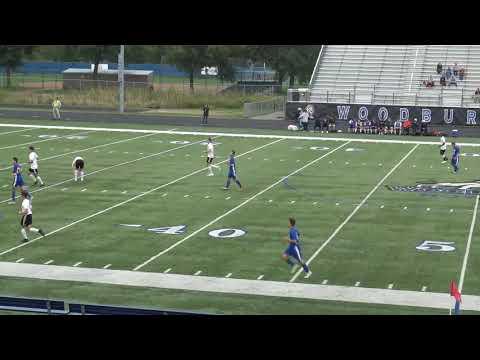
[309,45,480,107]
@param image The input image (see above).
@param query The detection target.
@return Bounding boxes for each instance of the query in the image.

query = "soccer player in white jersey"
[439,135,448,163]
[19,190,45,243]
[72,156,85,182]
[206,138,219,176]
[27,146,44,187]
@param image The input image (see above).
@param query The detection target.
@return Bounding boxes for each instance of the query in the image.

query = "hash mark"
[73,262,82,267]
[257,275,264,280]
[194,270,202,276]
[164,268,171,273]
[225,273,232,278]
[103,264,112,269]
[15,258,24,263]
[44,260,54,265]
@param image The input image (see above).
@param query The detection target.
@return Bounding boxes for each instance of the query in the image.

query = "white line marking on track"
[458,195,480,293]
[133,141,350,271]
[355,282,360,287]
[0,133,157,171]
[44,260,54,265]
[322,280,328,285]
[0,130,91,152]
[225,273,232,278]
[0,139,282,257]
[0,137,213,204]
[290,144,420,283]
[388,284,394,289]
[103,264,112,269]
[421,286,427,292]
[0,128,35,136]
[15,258,24,263]
[194,270,202,276]
[257,275,264,280]
[3,123,480,147]
[73,262,82,267]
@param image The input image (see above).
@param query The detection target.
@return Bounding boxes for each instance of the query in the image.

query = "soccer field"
[1,120,480,314]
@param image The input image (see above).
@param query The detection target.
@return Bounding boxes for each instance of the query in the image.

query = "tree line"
[0,45,321,91]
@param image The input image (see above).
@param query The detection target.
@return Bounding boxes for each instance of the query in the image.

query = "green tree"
[0,45,35,87]
[165,45,210,92]
[207,45,238,84]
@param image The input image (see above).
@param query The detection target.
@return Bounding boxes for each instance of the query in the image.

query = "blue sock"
[286,259,295,267]
[302,263,310,273]
[11,189,15,202]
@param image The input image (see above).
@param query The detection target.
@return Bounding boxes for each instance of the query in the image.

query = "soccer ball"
[288,125,299,131]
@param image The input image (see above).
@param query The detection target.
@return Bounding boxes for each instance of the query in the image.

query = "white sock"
[37,176,44,185]
[74,170,78,181]
[21,228,28,239]
[80,171,84,181]
[29,227,39,233]
[208,165,213,174]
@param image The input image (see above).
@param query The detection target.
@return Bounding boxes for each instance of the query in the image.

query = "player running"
[282,217,312,278]
[19,189,45,243]
[451,141,460,173]
[9,157,25,204]
[223,150,242,190]
[205,137,219,176]
[439,135,448,163]
[72,156,85,182]
[28,146,45,187]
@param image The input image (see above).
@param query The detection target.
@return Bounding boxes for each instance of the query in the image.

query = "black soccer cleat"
[22,238,29,243]
[39,229,46,237]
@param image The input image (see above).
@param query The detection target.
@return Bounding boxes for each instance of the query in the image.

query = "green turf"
[0,118,479,314]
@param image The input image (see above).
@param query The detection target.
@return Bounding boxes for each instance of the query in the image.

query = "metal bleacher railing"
[0,295,212,315]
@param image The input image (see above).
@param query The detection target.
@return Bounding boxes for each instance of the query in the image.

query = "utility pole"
[118,45,125,113]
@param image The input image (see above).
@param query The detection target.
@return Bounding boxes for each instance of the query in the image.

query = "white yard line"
[0,139,283,256]
[0,130,93,151]
[290,144,420,282]
[133,141,350,271]
[0,128,35,136]
[458,195,480,293]
[0,133,157,171]
[0,136,213,205]
[1,123,480,147]
[0,262,474,311]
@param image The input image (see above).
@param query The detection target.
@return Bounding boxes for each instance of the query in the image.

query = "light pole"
[118,45,125,113]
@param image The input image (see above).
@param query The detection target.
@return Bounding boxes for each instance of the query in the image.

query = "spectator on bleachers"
[453,63,459,77]
[449,76,458,87]
[459,68,465,81]
[440,75,447,86]
[386,117,393,135]
[300,109,309,131]
[436,63,443,74]
[446,67,452,79]
[314,116,322,132]
[421,117,428,135]
[412,118,418,136]
[474,88,480,103]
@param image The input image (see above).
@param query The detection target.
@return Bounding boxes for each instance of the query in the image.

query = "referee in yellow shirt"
[52,97,62,120]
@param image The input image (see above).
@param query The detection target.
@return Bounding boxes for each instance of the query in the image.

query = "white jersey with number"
[207,143,214,158]
[22,198,32,215]
[29,152,39,170]
[440,136,447,150]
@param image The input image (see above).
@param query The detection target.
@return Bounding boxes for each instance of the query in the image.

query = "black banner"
[286,102,480,126]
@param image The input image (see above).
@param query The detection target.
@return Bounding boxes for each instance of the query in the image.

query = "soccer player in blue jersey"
[223,150,242,190]
[451,141,460,173]
[282,217,312,278]
[9,157,25,204]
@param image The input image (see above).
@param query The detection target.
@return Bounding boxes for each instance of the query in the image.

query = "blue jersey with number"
[12,163,24,187]
[228,155,237,178]
[452,144,460,159]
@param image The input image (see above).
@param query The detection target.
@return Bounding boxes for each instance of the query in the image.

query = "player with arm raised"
[19,189,45,243]
[439,135,448,163]
[72,156,85,182]
[282,217,312,278]
[28,146,44,187]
